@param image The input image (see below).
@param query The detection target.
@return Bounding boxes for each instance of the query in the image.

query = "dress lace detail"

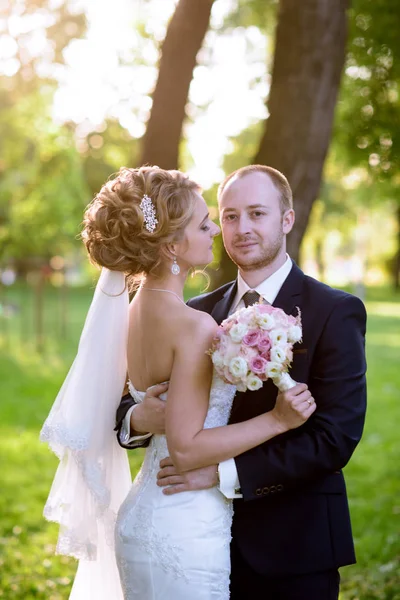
[115,373,236,599]
[203,373,236,430]
[120,505,188,582]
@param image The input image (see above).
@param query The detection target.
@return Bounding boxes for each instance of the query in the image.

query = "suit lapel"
[211,281,237,325]
[272,261,304,317]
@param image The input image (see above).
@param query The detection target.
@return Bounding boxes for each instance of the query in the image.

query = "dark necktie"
[242,290,261,307]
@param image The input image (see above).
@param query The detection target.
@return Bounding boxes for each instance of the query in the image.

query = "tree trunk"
[140,0,215,169]
[254,0,349,263]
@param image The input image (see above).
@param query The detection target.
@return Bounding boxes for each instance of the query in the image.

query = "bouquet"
[208,303,302,393]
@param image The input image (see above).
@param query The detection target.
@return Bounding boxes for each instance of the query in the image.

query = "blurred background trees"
[1,0,398,289]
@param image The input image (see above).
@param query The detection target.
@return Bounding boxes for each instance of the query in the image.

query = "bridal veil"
[40,268,132,599]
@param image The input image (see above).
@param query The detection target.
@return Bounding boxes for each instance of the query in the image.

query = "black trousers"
[230,539,340,600]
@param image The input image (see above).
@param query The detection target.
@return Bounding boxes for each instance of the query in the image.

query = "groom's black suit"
[116,262,367,599]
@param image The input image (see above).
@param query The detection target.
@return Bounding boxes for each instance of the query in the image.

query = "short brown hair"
[82,166,200,284]
[218,165,293,211]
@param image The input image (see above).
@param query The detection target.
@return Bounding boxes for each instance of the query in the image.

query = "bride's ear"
[160,242,177,262]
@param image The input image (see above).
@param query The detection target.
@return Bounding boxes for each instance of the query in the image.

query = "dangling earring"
[171,255,180,275]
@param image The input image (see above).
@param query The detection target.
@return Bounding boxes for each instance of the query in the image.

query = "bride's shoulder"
[181,306,218,342]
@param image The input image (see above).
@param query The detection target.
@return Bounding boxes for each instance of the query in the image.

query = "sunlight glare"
[50,0,269,188]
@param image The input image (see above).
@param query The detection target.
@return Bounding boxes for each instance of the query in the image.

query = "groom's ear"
[282,209,295,234]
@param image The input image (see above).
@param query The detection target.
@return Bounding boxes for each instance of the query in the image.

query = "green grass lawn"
[0,285,399,599]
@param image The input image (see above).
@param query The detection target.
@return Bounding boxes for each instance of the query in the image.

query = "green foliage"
[0,0,141,266]
[222,121,264,175]
[337,0,400,182]
[0,0,90,265]
[81,119,141,197]
[0,88,90,262]
[221,0,278,34]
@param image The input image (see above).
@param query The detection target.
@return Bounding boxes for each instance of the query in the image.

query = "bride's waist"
[134,455,231,508]
[131,476,231,518]
[147,434,169,459]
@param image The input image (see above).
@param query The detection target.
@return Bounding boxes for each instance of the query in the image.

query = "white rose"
[236,382,247,393]
[256,313,276,330]
[269,329,287,346]
[246,374,263,391]
[229,356,248,379]
[229,322,248,343]
[211,351,224,369]
[265,361,283,378]
[287,325,302,344]
[270,346,286,364]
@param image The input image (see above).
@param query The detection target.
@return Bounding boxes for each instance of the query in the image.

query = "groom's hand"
[156,457,218,495]
[130,382,168,435]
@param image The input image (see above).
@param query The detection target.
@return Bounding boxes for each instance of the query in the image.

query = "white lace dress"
[114,373,236,600]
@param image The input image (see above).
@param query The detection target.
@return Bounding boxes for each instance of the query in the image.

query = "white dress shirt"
[218,255,293,499]
[121,404,152,446]
[123,256,293,497]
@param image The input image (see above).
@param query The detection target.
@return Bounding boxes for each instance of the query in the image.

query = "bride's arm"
[166,313,314,473]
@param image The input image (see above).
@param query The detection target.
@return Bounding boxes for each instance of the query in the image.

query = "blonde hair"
[218,165,293,212]
[82,166,200,284]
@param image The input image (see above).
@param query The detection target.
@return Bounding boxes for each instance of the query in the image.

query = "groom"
[115,165,367,600]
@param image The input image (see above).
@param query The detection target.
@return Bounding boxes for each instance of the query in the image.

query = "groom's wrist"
[217,459,243,499]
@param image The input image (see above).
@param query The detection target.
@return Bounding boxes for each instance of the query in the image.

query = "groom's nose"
[236,214,251,235]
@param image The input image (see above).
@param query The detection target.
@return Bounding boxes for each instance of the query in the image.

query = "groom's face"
[218,172,294,272]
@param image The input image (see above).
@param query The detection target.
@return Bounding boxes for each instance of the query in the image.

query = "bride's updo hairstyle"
[82,166,200,284]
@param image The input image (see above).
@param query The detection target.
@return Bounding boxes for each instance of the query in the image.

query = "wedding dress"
[115,373,236,600]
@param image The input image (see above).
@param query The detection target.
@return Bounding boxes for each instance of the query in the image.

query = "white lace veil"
[40,268,132,599]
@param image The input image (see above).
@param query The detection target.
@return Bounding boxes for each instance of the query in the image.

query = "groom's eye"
[223,214,237,221]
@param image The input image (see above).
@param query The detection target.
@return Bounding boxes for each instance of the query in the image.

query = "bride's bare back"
[127,290,215,391]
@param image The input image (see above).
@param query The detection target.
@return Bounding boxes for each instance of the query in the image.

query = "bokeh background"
[0,0,399,598]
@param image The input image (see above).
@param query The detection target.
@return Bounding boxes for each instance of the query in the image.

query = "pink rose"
[257,334,271,353]
[257,304,275,314]
[250,356,268,375]
[243,330,260,347]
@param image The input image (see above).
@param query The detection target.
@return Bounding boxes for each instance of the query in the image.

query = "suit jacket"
[116,262,367,576]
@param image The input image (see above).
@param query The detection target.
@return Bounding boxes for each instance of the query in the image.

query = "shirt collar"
[231,255,293,312]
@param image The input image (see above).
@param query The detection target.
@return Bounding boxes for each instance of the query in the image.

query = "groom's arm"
[235,294,367,501]
[115,394,152,449]
[115,383,168,449]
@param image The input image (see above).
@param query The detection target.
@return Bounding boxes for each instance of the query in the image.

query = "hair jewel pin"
[140,194,158,233]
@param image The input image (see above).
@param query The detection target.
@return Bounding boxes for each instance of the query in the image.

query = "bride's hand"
[271,383,316,432]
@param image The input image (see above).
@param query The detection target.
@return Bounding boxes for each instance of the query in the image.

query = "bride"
[41,165,315,599]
